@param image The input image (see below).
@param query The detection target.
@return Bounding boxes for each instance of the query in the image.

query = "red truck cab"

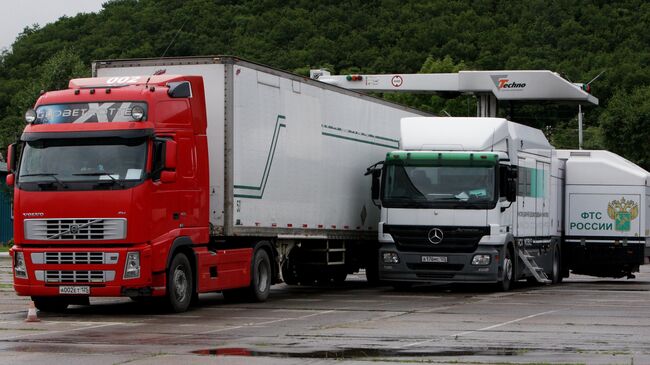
[7,75,255,312]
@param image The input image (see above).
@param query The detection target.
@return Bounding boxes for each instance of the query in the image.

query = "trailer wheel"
[32,297,69,312]
[549,247,562,284]
[498,248,513,291]
[166,252,193,313]
[245,249,272,302]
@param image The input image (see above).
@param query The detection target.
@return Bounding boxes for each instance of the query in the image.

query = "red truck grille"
[42,270,115,283]
[24,218,127,240]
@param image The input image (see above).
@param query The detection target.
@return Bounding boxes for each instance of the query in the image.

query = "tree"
[599,86,650,169]
[0,48,87,148]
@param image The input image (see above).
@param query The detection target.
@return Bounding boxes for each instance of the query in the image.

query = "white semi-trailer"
[558,150,650,278]
[367,117,563,290]
[93,57,426,288]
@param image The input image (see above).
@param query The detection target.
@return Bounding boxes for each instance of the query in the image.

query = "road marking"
[400,308,562,348]
[449,309,562,338]
[337,299,380,303]
[285,298,323,302]
[196,310,335,335]
[0,322,122,341]
[380,295,442,299]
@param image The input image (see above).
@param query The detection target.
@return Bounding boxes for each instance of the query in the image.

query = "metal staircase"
[517,248,551,284]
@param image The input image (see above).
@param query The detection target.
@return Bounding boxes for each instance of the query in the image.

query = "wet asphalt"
[1,255,649,364]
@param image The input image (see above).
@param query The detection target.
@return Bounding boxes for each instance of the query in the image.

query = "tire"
[548,247,562,284]
[498,248,514,291]
[32,297,69,312]
[166,253,193,313]
[246,249,272,302]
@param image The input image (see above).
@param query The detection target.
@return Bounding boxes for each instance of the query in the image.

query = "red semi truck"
[7,57,424,312]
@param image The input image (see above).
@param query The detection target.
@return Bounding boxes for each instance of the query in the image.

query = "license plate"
[421,255,448,263]
[58,286,90,295]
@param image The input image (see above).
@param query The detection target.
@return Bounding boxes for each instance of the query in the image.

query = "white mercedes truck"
[367,117,564,290]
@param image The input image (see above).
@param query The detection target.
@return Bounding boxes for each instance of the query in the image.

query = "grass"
[0,245,10,253]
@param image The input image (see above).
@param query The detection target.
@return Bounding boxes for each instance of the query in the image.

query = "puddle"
[193,347,520,359]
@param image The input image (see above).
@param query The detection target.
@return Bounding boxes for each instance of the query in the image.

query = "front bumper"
[379,244,503,283]
[11,244,165,297]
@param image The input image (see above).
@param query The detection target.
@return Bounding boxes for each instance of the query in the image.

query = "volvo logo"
[69,225,80,235]
[427,228,444,244]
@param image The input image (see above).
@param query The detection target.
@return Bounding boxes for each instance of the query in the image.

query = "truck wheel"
[166,253,193,313]
[549,247,562,284]
[247,249,272,302]
[498,249,513,291]
[32,297,69,312]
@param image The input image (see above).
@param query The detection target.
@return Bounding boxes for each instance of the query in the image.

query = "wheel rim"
[173,265,188,302]
[504,256,513,281]
[256,259,270,292]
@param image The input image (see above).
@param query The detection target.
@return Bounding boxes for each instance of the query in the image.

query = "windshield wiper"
[20,173,68,189]
[72,172,125,188]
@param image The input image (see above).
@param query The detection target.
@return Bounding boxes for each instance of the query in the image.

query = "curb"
[0,252,9,258]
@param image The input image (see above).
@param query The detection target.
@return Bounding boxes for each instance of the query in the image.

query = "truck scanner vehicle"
[558,150,650,278]
[6,56,425,312]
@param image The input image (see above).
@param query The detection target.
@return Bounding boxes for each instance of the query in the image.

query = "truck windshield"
[18,137,147,191]
[382,163,498,209]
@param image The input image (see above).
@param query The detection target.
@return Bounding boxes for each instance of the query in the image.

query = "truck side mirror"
[165,139,177,169]
[371,169,381,204]
[506,178,517,202]
[6,173,14,187]
[365,161,384,208]
[508,165,518,179]
[500,165,517,202]
[7,143,16,173]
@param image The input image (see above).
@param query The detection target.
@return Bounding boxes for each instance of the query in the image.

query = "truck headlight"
[382,252,400,264]
[471,254,491,266]
[14,252,28,279]
[123,252,141,279]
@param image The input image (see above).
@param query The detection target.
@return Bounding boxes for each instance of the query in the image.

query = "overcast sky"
[0,0,106,51]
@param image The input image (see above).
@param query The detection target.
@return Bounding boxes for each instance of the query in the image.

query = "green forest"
[0,0,649,167]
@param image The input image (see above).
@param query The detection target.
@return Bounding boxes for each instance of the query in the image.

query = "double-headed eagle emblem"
[607,197,638,231]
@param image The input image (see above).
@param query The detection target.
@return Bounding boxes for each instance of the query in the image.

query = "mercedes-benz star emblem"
[427,228,444,244]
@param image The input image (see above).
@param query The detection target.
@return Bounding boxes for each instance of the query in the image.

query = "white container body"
[95,57,426,239]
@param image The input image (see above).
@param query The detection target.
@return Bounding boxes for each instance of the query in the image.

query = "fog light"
[472,254,491,266]
[14,252,28,279]
[382,252,400,264]
[123,252,141,279]
[130,105,145,121]
[24,109,37,124]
